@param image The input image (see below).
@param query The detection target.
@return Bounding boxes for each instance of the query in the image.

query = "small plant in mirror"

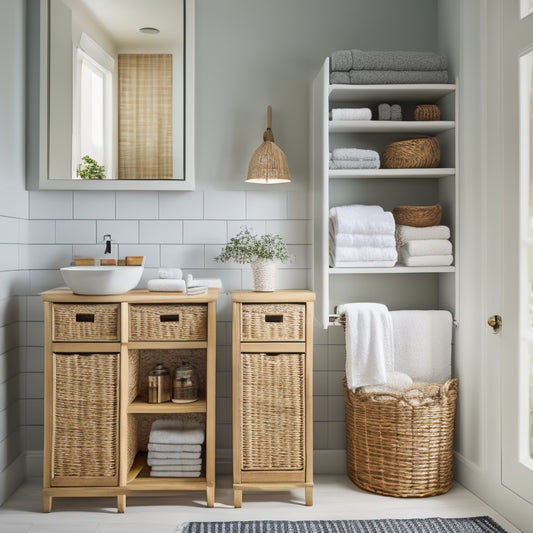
[76,155,105,180]
[214,226,292,264]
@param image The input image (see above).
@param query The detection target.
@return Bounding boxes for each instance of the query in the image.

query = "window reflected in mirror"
[48,0,187,182]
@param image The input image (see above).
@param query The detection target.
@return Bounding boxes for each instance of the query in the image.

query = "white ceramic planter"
[251,260,276,291]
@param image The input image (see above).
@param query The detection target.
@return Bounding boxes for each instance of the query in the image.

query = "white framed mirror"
[30,0,195,190]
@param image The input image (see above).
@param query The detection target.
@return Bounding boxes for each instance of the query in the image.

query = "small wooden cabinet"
[231,290,315,507]
[41,288,218,512]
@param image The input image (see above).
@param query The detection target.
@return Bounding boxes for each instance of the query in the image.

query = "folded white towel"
[329,229,396,248]
[147,443,201,453]
[332,148,380,161]
[150,463,202,471]
[331,108,372,121]
[331,245,398,263]
[147,278,187,292]
[402,239,452,256]
[395,225,451,247]
[390,310,452,383]
[337,302,393,390]
[399,250,453,267]
[147,452,201,463]
[330,205,395,235]
[149,419,205,445]
[331,260,396,268]
[150,470,201,478]
[158,268,183,279]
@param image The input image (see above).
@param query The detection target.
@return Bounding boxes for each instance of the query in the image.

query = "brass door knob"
[487,315,502,332]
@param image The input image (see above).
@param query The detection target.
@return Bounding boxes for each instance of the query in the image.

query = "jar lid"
[150,363,170,376]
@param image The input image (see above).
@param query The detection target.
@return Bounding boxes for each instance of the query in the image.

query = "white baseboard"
[0,453,26,505]
[24,449,348,479]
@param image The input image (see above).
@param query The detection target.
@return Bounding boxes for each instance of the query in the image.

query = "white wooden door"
[500,0,533,503]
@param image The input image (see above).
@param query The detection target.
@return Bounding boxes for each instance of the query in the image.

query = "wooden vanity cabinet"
[41,288,218,513]
[231,290,315,507]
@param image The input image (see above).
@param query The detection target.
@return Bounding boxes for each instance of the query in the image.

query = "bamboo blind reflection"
[118,54,173,179]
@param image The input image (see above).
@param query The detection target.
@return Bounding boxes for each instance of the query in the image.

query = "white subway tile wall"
[14,189,349,465]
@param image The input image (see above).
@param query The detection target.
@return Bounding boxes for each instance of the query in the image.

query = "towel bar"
[328,313,458,328]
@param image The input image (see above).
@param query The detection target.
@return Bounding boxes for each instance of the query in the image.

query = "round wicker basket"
[382,137,440,169]
[414,104,441,121]
[392,204,442,227]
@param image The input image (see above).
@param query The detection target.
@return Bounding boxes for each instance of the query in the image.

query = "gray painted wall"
[0,0,439,504]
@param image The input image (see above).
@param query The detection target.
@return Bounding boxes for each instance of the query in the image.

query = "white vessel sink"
[60,266,144,295]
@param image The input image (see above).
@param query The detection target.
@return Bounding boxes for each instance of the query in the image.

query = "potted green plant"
[214,226,291,291]
[76,155,105,180]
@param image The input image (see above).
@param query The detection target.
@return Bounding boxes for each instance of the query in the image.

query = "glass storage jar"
[172,361,198,403]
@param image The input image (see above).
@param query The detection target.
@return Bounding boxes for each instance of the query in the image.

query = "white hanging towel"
[337,302,393,391]
[390,310,452,383]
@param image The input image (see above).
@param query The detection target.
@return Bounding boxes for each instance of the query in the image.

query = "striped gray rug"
[178,517,507,533]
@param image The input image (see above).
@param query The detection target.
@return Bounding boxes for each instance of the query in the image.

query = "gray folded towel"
[391,104,402,121]
[351,50,448,71]
[331,50,448,72]
[330,71,350,84]
[378,103,391,120]
[349,70,449,85]
[329,159,380,170]
[331,50,353,72]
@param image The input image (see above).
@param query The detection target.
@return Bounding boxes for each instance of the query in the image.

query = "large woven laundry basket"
[343,377,458,498]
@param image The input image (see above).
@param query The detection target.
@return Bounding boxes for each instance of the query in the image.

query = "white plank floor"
[0,476,520,533]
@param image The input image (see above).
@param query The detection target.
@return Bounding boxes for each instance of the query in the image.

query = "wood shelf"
[128,397,207,414]
[127,453,206,491]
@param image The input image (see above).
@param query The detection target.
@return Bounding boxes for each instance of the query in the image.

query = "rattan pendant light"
[246,105,291,184]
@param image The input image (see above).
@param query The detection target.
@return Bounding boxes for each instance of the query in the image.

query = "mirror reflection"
[48,0,185,181]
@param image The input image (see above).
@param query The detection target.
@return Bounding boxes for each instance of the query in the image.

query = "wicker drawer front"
[52,304,120,342]
[129,304,207,341]
[241,303,305,342]
[52,353,119,485]
[241,353,305,471]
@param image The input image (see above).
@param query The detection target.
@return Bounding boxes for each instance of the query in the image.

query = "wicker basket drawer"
[241,303,305,342]
[52,352,119,486]
[129,304,207,341]
[52,304,120,342]
[241,352,305,471]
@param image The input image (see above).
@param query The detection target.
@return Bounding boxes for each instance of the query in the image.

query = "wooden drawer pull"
[265,314,284,323]
[75,313,95,323]
[160,314,180,322]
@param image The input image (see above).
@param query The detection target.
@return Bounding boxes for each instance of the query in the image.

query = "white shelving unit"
[311,58,458,328]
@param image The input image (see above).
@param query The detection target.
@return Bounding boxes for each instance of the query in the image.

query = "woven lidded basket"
[392,204,442,227]
[382,137,440,168]
[344,377,458,498]
[414,104,441,121]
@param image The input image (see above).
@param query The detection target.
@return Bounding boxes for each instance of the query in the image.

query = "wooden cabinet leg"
[43,495,52,513]
[233,488,242,508]
[117,494,126,513]
[206,485,215,508]
[305,486,313,506]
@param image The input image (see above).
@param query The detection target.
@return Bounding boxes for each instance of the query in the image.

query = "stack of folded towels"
[147,267,186,292]
[329,148,380,170]
[330,107,372,121]
[396,224,453,266]
[329,49,448,85]
[329,204,397,267]
[147,419,204,477]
